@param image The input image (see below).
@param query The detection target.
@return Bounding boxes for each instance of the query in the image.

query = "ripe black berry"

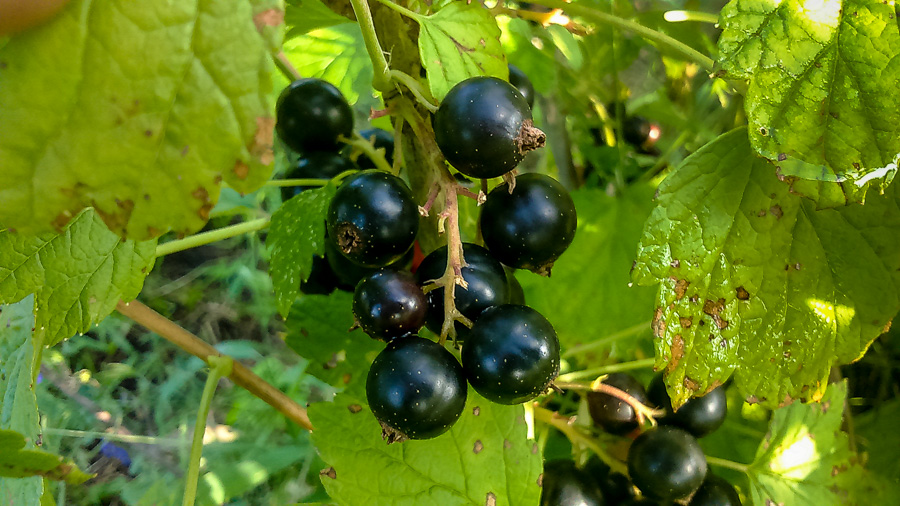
[326,170,419,268]
[480,173,577,275]
[353,270,427,341]
[540,460,603,506]
[366,335,467,442]
[584,455,635,504]
[276,78,354,154]
[414,243,510,338]
[647,373,727,438]
[627,426,707,501]
[300,256,339,295]
[281,151,358,201]
[433,76,545,179]
[587,372,650,436]
[354,128,395,169]
[461,305,560,404]
[689,473,742,505]
[325,239,414,291]
[508,64,535,109]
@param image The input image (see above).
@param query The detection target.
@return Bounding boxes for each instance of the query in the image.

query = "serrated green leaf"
[0,209,156,346]
[284,292,382,396]
[285,0,349,38]
[0,0,281,240]
[0,297,42,504]
[309,389,542,506]
[749,382,899,504]
[419,1,507,101]
[267,185,336,317]
[632,128,900,409]
[0,429,92,485]
[283,23,375,107]
[499,18,557,94]
[718,0,900,206]
[519,185,657,359]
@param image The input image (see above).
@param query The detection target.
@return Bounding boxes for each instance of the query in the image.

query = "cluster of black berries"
[275,70,578,443]
[541,373,741,505]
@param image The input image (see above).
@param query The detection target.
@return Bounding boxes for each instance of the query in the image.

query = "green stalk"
[664,10,719,24]
[390,69,438,112]
[350,0,393,92]
[44,428,182,446]
[274,52,301,81]
[557,358,656,383]
[155,218,270,258]
[706,456,750,474]
[526,0,716,72]
[373,0,424,20]
[182,356,233,506]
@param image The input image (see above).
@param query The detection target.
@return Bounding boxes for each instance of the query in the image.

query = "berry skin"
[583,455,636,504]
[366,335,467,442]
[276,78,354,154]
[325,239,414,291]
[326,170,419,268]
[433,76,545,179]
[480,173,577,275]
[508,64,536,109]
[587,372,650,436]
[414,243,510,338]
[281,151,358,202]
[647,373,727,438]
[689,473,742,506]
[461,305,560,404]
[300,256,339,295]
[627,426,708,501]
[540,460,603,506]
[353,128,395,169]
[353,270,427,341]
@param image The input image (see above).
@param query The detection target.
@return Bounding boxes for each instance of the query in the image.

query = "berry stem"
[183,355,232,506]
[390,69,438,113]
[373,0,424,20]
[561,321,651,359]
[155,217,270,258]
[663,10,720,24]
[555,380,665,425]
[115,300,314,431]
[341,132,395,174]
[705,456,750,474]
[533,405,628,475]
[556,357,656,382]
[350,0,393,92]
[274,51,302,81]
[435,183,472,343]
[525,0,716,73]
[419,183,441,216]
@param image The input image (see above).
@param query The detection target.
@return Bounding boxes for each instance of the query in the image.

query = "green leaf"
[632,128,900,408]
[0,297,41,504]
[856,397,900,481]
[748,382,900,504]
[0,429,92,485]
[284,292,382,396]
[519,185,657,358]
[499,18,557,94]
[0,0,281,240]
[285,0,349,38]
[0,208,156,346]
[309,389,542,506]
[267,185,336,317]
[718,0,900,206]
[418,1,508,101]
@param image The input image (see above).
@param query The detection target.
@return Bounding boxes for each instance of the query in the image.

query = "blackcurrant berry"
[508,64,536,109]
[583,455,635,504]
[540,460,603,506]
[433,76,545,179]
[619,498,659,505]
[325,239,414,291]
[366,335,467,442]
[689,473,742,505]
[354,128,395,169]
[300,255,339,295]
[276,78,354,154]
[326,170,419,268]
[281,151,358,201]
[353,270,427,341]
[480,173,577,275]
[627,426,707,501]
[587,372,650,436]
[461,305,560,404]
[414,243,510,338]
[647,373,727,438]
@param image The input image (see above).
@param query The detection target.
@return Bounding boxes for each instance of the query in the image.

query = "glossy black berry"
[366,335,467,442]
[300,255,339,295]
[480,173,577,275]
[461,305,560,404]
[281,151,358,201]
[540,460,603,506]
[326,170,419,268]
[583,455,635,504]
[689,473,742,505]
[647,373,727,438]
[276,78,353,154]
[508,64,535,109]
[353,128,395,169]
[414,243,510,338]
[353,270,427,340]
[587,372,650,436]
[627,426,707,501]
[434,76,545,179]
[325,239,414,291]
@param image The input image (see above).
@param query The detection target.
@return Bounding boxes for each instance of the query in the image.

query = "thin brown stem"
[115,300,313,431]
[556,381,664,425]
[275,52,302,81]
